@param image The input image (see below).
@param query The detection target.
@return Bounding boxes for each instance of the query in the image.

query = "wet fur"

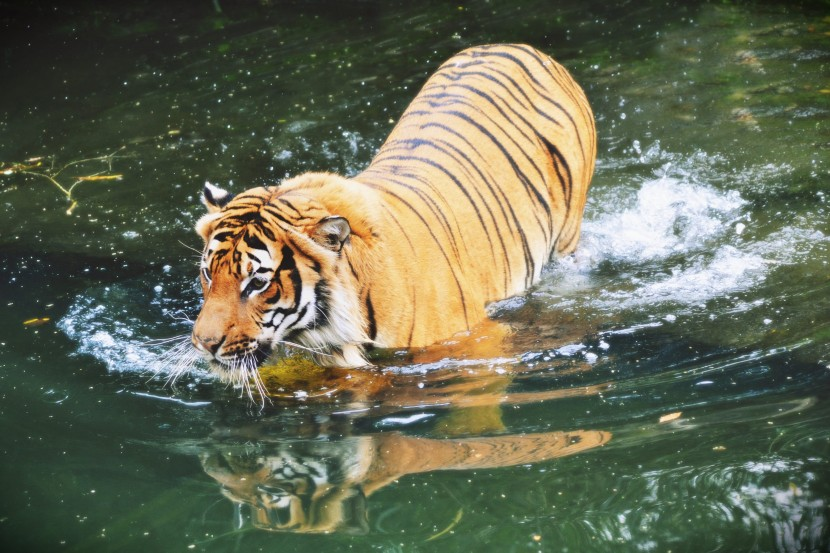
[191,44,596,376]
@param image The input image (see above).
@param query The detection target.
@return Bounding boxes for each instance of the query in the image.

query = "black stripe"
[421,84,538,146]
[277,245,301,294]
[269,306,295,318]
[354,176,471,329]
[360,170,465,263]
[409,88,460,106]
[373,146,499,271]
[275,244,297,273]
[291,304,310,328]
[210,230,236,244]
[346,257,360,280]
[232,191,269,204]
[427,109,551,237]
[261,205,297,229]
[224,198,263,210]
[483,45,588,162]
[406,92,474,112]
[257,224,277,242]
[226,210,263,225]
[314,280,330,328]
[365,292,377,341]
[436,66,533,111]
[262,289,283,305]
[243,231,269,252]
[537,133,573,209]
[277,197,302,216]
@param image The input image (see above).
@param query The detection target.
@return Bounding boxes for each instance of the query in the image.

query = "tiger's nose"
[193,334,225,355]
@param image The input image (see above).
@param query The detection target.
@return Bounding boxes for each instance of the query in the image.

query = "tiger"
[201,427,610,533]
[192,43,596,374]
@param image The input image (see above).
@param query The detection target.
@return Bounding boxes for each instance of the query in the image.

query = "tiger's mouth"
[201,346,274,404]
[207,345,272,373]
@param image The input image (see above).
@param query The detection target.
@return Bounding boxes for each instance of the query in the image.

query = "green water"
[1,1,829,551]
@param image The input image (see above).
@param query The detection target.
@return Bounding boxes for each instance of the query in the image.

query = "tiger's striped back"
[353,44,596,347]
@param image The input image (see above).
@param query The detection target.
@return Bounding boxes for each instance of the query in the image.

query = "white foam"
[595,246,768,309]
[58,291,210,378]
[537,148,826,316]
[59,298,145,372]
[578,174,745,265]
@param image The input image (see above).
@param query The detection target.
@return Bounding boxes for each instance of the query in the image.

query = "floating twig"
[426,508,463,542]
[1,146,127,214]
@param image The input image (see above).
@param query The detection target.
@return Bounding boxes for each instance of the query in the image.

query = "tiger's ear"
[202,181,234,214]
[195,212,222,242]
[311,216,351,252]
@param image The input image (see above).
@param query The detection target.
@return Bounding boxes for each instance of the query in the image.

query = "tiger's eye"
[243,276,270,297]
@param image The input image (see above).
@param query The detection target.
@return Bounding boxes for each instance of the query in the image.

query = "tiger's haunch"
[191,44,596,372]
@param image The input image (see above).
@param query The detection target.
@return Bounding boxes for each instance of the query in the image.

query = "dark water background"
[1,0,829,551]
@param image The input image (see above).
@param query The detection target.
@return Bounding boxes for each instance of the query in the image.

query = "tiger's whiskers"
[145,333,202,387]
[144,333,324,409]
[178,240,203,255]
[223,352,271,410]
[278,340,335,358]
[168,310,195,324]
[144,334,191,346]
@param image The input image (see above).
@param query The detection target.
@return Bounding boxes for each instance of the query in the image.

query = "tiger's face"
[200,440,369,534]
[191,182,359,374]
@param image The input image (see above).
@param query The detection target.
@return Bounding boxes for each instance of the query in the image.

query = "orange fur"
[192,44,596,370]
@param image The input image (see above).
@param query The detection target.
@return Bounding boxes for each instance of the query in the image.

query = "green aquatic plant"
[0,147,126,214]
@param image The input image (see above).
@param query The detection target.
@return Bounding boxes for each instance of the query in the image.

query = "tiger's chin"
[203,340,370,385]
[203,348,272,381]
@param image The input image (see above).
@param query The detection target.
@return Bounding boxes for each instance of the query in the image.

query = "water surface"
[1,1,828,551]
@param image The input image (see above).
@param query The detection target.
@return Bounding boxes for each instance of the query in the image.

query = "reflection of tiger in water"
[192,44,596,373]
[202,429,609,533]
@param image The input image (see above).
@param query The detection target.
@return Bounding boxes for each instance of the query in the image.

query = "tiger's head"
[200,441,370,534]
[191,179,370,377]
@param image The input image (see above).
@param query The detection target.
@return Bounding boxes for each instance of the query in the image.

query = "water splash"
[580,174,745,263]
[57,284,209,378]
[529,145,826,316]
